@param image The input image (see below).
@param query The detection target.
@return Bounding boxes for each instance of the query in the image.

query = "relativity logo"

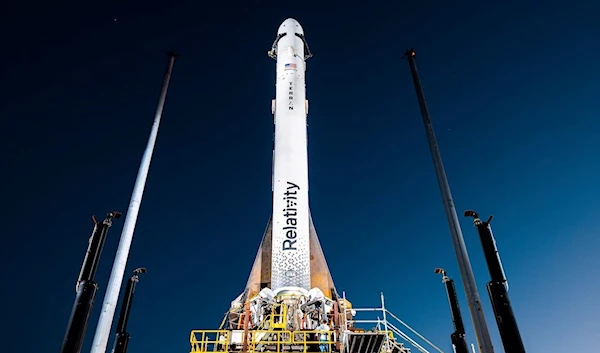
[282,181,299,251]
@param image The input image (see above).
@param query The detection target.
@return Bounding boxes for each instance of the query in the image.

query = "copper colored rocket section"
[244,213,336,299]
[307,213,336,298]
[244,218,273,296]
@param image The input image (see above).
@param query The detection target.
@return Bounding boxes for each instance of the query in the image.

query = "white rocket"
[231,19,336,307]
[268,18,312,291]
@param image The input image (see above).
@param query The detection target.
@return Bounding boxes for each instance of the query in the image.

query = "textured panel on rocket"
[244,213,337,300]
[270,182,309,290]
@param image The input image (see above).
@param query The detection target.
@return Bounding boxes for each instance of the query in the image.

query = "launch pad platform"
[188,293,443,353]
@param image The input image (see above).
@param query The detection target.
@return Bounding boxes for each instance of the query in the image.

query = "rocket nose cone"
[277,18,304,36]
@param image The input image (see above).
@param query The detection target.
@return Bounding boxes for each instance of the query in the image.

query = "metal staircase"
[342,293,445,353]
[343,331,387,353]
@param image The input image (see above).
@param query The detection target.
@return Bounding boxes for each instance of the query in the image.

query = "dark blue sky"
[2,1,599,352]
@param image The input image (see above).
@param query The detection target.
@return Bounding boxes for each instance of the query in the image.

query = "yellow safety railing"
[269,303,287,329]
[190,330,230,353]
[189,329,334,353]
[250,330,334,353]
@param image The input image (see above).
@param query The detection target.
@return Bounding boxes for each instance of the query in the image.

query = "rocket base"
[190,291,422,353]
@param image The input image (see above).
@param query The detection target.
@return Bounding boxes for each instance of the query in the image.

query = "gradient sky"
[2,1,599,353]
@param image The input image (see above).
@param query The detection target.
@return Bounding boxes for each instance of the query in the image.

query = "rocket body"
[270,18,310,291]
